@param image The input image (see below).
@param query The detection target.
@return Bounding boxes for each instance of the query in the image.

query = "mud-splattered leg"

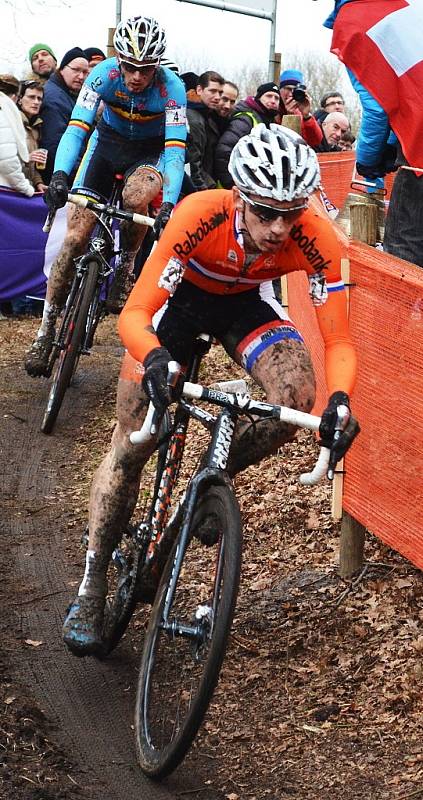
[25,206,98,377]
[78,354,154,597]
[226,339,316,477]
[38,204,97,335]
[107,167,162,312]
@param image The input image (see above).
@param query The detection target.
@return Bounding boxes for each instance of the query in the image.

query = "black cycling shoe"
[63,594,105,657]
[24,333,54,377]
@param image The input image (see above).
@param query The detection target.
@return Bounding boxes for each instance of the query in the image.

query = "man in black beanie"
[40,47,89,180]
[84,47,107,72]
[215,82,280,189]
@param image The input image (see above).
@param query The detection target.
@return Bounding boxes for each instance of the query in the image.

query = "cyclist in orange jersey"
[63,124,359,656]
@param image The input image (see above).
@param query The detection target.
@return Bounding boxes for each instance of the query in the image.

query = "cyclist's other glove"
[153,201,174,240]
[319,390,360,464]
[142,346,184,416]
[44,170,69,211]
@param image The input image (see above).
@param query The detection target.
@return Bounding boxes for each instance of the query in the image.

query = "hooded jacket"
[0,92,34,196]
[40,70,79,181]
[214,96,278,189]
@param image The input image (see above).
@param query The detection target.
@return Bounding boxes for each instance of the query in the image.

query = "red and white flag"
[331,0,423,169]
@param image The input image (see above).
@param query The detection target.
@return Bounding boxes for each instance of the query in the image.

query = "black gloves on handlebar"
[142,346,183,415]
[44,170,69,212]
[319,391,360,467]
[153,201,174,240]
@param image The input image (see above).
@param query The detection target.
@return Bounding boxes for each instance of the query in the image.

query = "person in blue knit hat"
[278,68,322,149]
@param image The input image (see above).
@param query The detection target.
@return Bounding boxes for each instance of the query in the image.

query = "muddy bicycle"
[98,334,349,779]
[40,178,153,434]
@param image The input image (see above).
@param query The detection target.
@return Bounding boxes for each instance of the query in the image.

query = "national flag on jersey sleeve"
[0,188,66,301]
[330,0,423,170]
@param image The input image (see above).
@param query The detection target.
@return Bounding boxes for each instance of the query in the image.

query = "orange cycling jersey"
[119,190,357,395]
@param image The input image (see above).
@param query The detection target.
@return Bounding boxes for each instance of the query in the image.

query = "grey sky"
[0,0,336,76]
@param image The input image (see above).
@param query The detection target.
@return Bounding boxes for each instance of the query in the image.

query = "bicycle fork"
[160,408,236,648]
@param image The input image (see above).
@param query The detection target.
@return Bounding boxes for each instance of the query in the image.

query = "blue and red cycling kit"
[53,58,187,205]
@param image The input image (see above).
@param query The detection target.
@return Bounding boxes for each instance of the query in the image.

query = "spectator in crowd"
[215,81,280,188]
[0,73,19,103]
[17,80,47,193]
[279,68,323,149]
[218,81,239,118]
[339,129,355,151]
[83,47,106,72]
[314,90,345,125]
[180,71,200,100]
[186,69,224,189]
[0,74,34,197]
[316,111,350,152]
[27,44,57,83]
[40,47,89,181]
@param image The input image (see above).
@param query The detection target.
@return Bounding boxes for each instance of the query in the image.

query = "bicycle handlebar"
[42,193,155,234]
[129,371,331,486]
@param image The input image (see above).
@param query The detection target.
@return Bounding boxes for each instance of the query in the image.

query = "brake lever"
[327,404,350,481]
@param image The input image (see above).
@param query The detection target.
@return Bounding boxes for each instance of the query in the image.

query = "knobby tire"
[135,483,242,779]
[41,261,99,434]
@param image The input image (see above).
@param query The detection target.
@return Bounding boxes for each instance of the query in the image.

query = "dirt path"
[1,317,422,800]
[1,318,219,800]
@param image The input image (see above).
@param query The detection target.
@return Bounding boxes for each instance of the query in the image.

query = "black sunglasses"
[240,191,308,222]
[119,59,158,73]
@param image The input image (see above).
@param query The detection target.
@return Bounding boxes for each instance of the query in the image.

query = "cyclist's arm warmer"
[162,70,187,205]
[287,204,357,396]
[54,83,102,176]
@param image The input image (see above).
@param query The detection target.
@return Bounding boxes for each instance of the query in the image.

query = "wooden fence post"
[107,28,116,58]
[339,513,366,578]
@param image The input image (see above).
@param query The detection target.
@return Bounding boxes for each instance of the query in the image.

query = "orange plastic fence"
[287,242,423,570]
[318,151,395,209]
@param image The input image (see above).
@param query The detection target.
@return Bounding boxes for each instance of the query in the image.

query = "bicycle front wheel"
[41,261,99,434]
[135,483,242,779]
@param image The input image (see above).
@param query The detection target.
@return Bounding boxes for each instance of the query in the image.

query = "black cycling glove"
[44,170,69,212]
[153,201,174,240]
[142,346,184,416]
[356,144,398,181]
[319,391,360,471]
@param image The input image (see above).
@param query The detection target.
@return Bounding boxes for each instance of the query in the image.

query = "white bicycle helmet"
[228,123,320,201]
[113,16,166,63]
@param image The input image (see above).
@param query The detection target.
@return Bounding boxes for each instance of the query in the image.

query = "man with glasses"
[314,91,345,125]
[39,47,89,182]
[61,124,359,657]
[25,17,187,378]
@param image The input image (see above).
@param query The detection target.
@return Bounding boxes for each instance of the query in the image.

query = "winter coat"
[186,101,221,190]
[214,97,277,189]
[40,71,78,181]
[20,110,44,189]
[0,92,34,196]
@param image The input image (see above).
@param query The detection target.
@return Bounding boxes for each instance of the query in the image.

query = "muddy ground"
[0,316,422,800]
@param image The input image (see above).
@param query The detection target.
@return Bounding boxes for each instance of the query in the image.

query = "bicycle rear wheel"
[41,261,98,434]
[135,483,242,779]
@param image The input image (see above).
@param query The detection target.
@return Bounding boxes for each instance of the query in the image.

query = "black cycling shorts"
[154,280,304,373]
[72,121,164,202]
